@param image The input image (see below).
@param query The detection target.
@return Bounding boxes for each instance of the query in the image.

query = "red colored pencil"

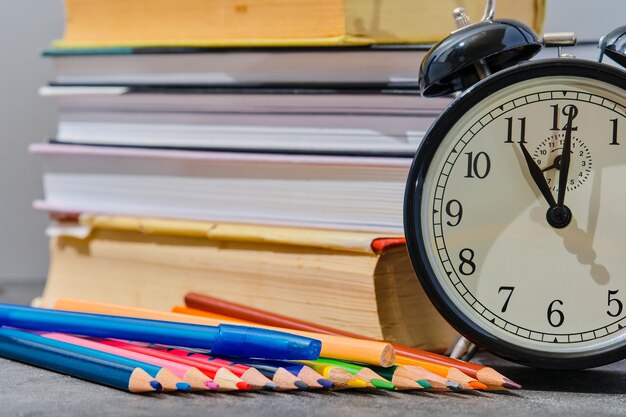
[98,340,252,391]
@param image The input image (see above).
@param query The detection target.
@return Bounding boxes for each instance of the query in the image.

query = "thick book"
[32,143,410,233]
[41,85,451,156]
[56,0,545,47]
[39,215,458,351]
[45,45,429,87]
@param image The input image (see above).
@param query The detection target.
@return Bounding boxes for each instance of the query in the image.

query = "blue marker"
[0,328,162,393]
[0,303,321,360]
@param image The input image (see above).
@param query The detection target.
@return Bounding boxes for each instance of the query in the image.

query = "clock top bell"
[419,0,542,97]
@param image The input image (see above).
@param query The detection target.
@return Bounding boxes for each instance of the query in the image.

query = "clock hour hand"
[541,155,560,172]
[520,142,557,208]
[557,108,576,207]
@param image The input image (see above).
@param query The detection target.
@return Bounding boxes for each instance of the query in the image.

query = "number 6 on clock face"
[405,60,626,369]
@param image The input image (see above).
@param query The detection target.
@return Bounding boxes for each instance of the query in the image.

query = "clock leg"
[449,336,478,361]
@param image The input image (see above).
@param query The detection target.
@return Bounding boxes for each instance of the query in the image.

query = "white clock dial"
[419,73,626,357]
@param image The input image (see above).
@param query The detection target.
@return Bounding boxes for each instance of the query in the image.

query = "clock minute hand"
[557,110,576,207]
[520,143,557,208]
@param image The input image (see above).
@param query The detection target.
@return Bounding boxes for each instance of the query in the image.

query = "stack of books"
[33,0,545,353]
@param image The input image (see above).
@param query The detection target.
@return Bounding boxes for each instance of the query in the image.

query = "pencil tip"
[417,379,431,389]
[264,382,279,390]
[150,381,163,392]
[469,381,488,390]
[502,378,522,390]
[176,382,192,391]
[318,378,334,389]
[205,381,221,390]
[236,381,251,391]
[447,381,463,391]
[294,381,309,390]
[371,379,396,390]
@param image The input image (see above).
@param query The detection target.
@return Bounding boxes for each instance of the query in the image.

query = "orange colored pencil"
[184,292,516,389]
[52,298,395,367]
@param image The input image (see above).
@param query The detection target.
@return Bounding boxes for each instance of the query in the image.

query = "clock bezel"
[404,59,626,369]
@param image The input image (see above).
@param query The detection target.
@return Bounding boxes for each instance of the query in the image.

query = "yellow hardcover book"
[40,215,457,351]
[54,0,545,48]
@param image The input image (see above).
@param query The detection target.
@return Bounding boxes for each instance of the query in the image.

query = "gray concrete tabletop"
[0,278,624,417]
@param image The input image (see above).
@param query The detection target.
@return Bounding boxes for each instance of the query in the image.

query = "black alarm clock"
[404,2,626,369]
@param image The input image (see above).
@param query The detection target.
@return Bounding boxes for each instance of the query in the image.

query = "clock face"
[406,61,626,368]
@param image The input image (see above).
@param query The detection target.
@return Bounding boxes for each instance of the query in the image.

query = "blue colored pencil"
[2,328,189,391]
[0,328,161,393]
[0,303,321,360]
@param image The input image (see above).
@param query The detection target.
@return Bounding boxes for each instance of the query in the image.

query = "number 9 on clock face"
[404,60,626,368]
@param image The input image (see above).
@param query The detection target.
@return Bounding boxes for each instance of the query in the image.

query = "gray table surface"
[0,278,624,417]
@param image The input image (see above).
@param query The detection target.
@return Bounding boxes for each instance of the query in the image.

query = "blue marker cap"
[211,324,321,360]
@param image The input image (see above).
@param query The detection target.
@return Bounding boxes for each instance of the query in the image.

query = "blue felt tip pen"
[0,303,321,360]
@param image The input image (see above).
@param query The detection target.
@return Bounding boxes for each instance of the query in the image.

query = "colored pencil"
[311,358,396,390]
[399,365,462,391]
[153,348,283,391]
[0,328,161,393]
[102,342,252,391]
[52,298,395,367]
[228,359,334,389]
[44,335,219,391]
[296,361,369,390]
[172,304,485,390]
[28,331,190,392]
[0,302,320,361]
[394,356,486,390]
[183,292,507,389]
[343,363,429,390]
[204,357,309,391]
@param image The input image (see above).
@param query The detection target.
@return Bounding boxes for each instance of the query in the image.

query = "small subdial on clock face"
[533,133,592,192]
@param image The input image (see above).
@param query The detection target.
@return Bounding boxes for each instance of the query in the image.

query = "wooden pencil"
[158,349,282,390]
[210,357,312,390]
[171,305,485,389]
[356,364,429,390]
[52,298,395,367]
[399,365,462,391]
[107,343,251,391]
[0,328,161,393]
[313,358,396,390]
[32,332,188,392]
[395,356,486,390]
[297,361,369,390]
[183,291,519,389]
[237,360,334,389]
[84,338,219,391]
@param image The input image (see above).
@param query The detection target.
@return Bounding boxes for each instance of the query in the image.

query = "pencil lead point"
[502,378,522,390]
[294,381,309,390]
[469,381,488,390]
[150,381,163,392]
[236,381,251,391]
[447,381,463,391]
[318,378,334,389]
[176,382,192,391]
[417,379,431,389]
[204,381,220,390]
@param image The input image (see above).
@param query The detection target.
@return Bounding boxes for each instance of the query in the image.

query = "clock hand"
[557,108,576,207]
[519,143,557,208]
[541,155,561,172]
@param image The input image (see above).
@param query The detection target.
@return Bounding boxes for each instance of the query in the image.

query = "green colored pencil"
[314,358,396,390]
